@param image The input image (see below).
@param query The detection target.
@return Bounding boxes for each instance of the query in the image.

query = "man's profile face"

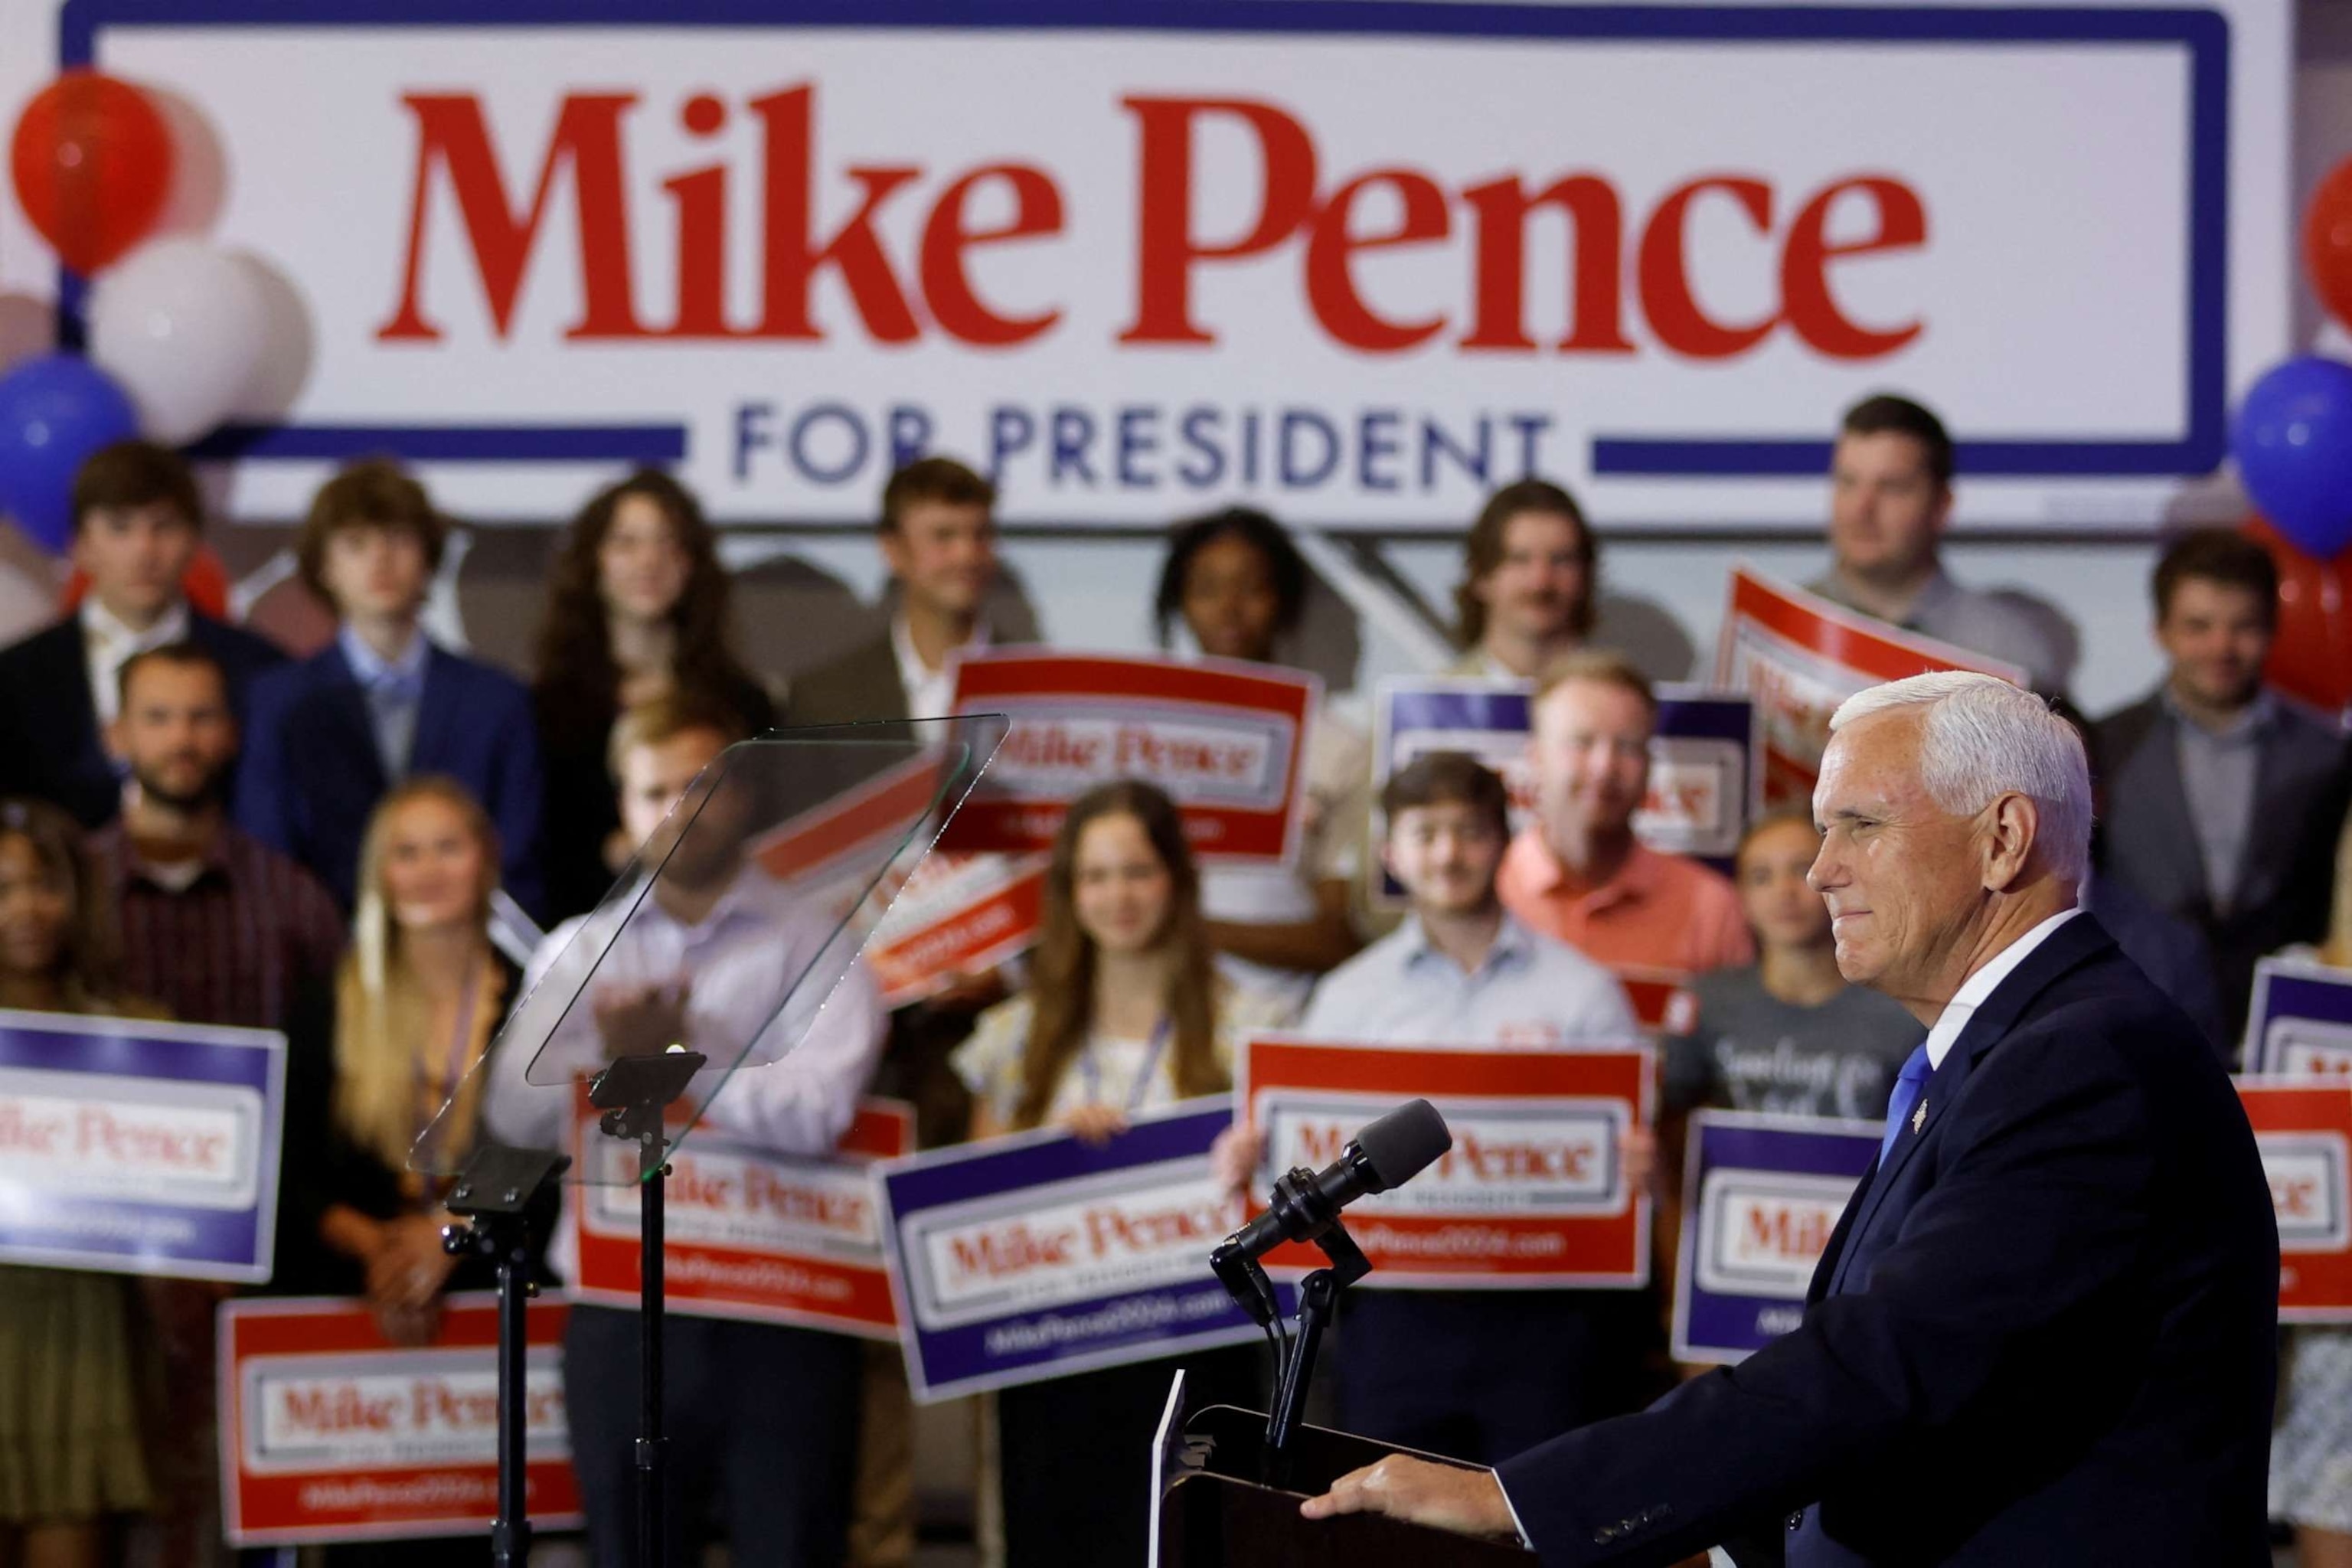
[1828,431,1948,585]
[883,500,998,622]
[73,501,198,626]
[2157,577,2273,714]
[1473,510,1589,648]
[1808,710,1987,1001]
[1527,679,1652,844]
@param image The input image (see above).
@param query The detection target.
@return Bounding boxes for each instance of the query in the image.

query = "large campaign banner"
[876,1101,1279,1402]
[2246,959,2352,1075]
[16,1,2288,528]
[1716,568,2029,807]
[570,1096,912,1338]
[2237,1080,2352,1322]
[1239,1036,1653,1288]
[217,1294,581,1546]
[1372,676,1757,881]
[940,650,1315,864]
[1672,1112,1881,1364]
[0,1010,285,1283]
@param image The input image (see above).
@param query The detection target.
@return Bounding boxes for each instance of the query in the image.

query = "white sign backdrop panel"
[54,0,2287,528]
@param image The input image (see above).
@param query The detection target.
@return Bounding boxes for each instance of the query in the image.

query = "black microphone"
[1217,1098,1453,1266]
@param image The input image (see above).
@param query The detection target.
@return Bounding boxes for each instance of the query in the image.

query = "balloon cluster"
[1,70,306,551]
[2231,160,2352,714]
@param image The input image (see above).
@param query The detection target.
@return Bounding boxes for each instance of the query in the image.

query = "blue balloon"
[0,353,140,553]
[2233,355,2352,560]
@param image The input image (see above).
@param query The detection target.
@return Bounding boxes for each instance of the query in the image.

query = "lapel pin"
[1913,1100,1928,1135]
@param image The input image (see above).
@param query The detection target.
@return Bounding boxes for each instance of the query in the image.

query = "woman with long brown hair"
[279,777,526,1344]
[533,469,774,920]
[0,799,156,1568]
[953,779,1287,1566]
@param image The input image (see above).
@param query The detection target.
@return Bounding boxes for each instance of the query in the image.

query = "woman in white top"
[1152,507,1370,1009]
[953,779,1287,1566]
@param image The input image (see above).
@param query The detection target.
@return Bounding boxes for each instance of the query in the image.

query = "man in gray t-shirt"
[1661,811,1922,1121]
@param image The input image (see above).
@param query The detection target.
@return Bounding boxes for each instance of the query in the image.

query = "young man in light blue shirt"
[1220,752,1659,1465]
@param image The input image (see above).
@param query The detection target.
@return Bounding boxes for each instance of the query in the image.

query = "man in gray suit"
[2092,528,2352,1045]
[785,456,1000,725]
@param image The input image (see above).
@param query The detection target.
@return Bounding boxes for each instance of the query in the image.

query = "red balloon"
[2310,158,2352,336]
[2246,518,2352,716]
[8,70,174,276]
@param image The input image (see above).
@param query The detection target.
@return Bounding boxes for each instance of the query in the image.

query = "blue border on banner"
[1674,1111,1880,1364]
[60,0,2229,479]
[877,1100,1289,1401]
[0,1012,286,1282]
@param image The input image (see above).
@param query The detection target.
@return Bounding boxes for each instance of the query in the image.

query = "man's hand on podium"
[1299,1454,1517,1540]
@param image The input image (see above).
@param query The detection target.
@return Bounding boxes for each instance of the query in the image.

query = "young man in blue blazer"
[1300,673,2278,1567]
[236,459,544,915]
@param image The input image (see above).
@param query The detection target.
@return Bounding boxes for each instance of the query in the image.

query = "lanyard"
[418,965,484,1122]
[1077,1018,1172,1115]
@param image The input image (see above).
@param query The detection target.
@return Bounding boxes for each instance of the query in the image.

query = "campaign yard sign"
[0,1010,286,1283]
[217,1294,581,1545]
[2238,1079,2352,1322]
[1673,1111,1882,1364]
[570,1096,912,1338]
[864,852,1050,1009]
[2246,959,2352,1076]
[875,1100,1282,1401]
[1716,568,2028,807]
[1239,1036,1654,1288]
[940,651,1315,864]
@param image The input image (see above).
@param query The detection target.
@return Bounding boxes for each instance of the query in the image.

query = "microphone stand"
[1210,1210,1371,1491]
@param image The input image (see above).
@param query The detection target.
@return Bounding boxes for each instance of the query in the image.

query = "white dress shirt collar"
[890,612,987,720]
[81,597,190,726]
[1922,906,2082,1069]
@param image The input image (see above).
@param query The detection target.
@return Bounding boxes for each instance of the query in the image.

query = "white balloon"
[88,237,270,445]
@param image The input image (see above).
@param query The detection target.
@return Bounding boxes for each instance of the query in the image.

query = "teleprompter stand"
[586,1047,708,1568]
[441,1143,571,1568]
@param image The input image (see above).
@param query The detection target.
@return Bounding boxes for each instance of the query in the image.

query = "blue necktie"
[1880,1043,1933,1161]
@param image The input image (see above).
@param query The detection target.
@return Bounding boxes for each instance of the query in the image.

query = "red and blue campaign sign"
[1241,1036,1654,1288]
[2237,1079,2352,1322]
[218,1294,581,1546]
[1673,1110,1880,1364]
[19,2,2287,528]
[1373,676,1757,887]
[0,1010,286,1283]
[2246,959,2352,1075]
[875,1100,1285,1403]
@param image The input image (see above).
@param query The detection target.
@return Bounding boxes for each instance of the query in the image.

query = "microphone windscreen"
[1352,1099,1452,1192]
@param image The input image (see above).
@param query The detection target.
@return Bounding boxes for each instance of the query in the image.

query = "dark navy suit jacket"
[1493,914,2277,1566]
[0,610,286,827]
[234,639,544,916]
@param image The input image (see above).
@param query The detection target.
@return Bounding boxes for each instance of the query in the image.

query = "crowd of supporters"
[0,390,2344,1568]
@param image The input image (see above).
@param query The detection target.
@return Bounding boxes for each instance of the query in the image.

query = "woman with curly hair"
[532,470,774,920]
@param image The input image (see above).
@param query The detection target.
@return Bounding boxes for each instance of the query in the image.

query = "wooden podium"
[1152,1389,1536,1566]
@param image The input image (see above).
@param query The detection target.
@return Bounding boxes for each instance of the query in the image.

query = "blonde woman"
[279,777,524,1348]
[0,799,157,1568]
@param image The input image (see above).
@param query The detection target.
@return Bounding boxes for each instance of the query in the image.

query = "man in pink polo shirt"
[1498,651,1754,993]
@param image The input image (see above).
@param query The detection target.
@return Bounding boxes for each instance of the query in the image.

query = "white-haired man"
[1298,673,2278,1566]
